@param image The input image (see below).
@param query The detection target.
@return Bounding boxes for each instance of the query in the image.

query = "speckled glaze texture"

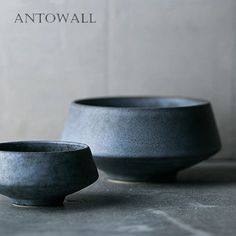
[62,97,221,182]
[0,141,98,206]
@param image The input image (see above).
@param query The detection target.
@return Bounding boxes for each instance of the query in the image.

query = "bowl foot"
[11,197,65,207]
[107,173,177,183]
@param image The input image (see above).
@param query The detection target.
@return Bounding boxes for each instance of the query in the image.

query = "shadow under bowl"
[62,96,221,182]
[0,141,98,206]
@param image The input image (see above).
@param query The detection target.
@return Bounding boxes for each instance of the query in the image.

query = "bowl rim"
[0,140,90,154]
[72,96,210,110]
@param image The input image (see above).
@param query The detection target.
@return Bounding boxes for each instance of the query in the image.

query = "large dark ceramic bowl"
[62,97,221,182]
[0,141,98,206]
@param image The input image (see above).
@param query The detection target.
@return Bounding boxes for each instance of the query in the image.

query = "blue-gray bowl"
[0,141,98,206]
[62,96,221,182]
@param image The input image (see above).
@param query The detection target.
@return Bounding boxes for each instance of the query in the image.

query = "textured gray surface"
[0,141,98,206]
[0,161,236,236]
[0,0,235,159]
[62,97,221,181]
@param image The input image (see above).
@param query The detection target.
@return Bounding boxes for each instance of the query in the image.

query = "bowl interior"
[76,97,207,108]
[0,141,86,153]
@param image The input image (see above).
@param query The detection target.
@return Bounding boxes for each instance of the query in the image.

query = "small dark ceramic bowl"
[62,96,221,182]
[0,141,98,206]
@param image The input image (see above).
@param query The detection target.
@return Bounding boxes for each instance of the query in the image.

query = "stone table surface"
[0,161,236,236]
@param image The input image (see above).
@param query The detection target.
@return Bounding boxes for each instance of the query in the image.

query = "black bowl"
[62,96,221,182]
[0,141,98,206]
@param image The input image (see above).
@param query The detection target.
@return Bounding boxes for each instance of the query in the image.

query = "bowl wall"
[0,141,98,205]
[62,97,221,181]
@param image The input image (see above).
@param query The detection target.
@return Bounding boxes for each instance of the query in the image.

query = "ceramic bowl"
[62,96,221,182]
[0,141,98,206]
